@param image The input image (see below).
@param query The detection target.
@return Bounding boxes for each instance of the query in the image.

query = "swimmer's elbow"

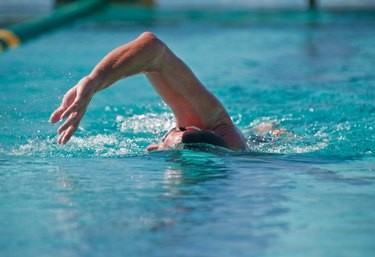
[138,32,166,71]
[139,32,165,51]
[139,31,159,42]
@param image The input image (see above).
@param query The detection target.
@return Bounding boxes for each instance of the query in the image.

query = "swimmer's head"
[146,127,228,151]
[181,130,228,148]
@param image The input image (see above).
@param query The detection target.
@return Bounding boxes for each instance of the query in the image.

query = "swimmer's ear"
[146,144,160,151]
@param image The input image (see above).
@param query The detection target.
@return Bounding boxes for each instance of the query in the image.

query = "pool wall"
[0,0,107,53]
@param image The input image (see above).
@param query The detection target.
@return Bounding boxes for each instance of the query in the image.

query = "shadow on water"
[145,149,293,253]
[1,146,374,256]
[152,148,230,183]
[29,150,290,255]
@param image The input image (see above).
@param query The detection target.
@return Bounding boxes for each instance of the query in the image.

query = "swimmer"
[50,32,248,151]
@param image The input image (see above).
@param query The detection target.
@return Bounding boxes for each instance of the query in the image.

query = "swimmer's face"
[146,127,198,151]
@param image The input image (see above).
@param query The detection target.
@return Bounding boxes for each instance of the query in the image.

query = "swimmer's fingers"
[60,100,82,120]
[57,114,82,144]
[57,130,66,144]
[58,112,79,134]
[57,108,87,144]
[50,101,80,124]
[49,107,65,124]
[58,125,78,144]
[50,87,78,123]
[60,88,93,120]
[50,101,78,124]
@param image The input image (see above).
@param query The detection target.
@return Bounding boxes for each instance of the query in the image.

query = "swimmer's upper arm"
[145,38,232,129]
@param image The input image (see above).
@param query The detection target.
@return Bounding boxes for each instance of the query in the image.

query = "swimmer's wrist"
[85,74,106,94]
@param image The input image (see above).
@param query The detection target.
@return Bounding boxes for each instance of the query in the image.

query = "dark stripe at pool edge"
[0,0,107,53]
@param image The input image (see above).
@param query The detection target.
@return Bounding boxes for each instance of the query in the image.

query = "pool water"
[1,7,374,257]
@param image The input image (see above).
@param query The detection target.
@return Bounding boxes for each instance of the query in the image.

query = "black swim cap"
[181,130,229,149]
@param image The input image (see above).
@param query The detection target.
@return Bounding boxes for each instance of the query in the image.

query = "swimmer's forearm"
[87,32,165,93]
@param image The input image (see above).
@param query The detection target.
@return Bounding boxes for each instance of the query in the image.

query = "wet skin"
[50,32,247,151]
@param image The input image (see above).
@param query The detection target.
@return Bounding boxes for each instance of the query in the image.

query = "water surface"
[0,8,374,257]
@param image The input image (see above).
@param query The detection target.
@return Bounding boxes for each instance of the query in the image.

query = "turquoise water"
[1,8,375,257]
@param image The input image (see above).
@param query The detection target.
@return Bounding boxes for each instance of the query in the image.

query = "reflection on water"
[0,7,374,257]
[162,150,229,184]
[1,150,374,257]
[0,152,291,256]
[153,150,291,254]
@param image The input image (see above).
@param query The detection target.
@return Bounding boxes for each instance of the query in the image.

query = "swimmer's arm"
[145,44,233,129]
[87,31,232,128]
[50,32,232,144]
[50,32,166,143]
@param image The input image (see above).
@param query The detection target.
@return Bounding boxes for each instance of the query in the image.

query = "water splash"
[244,116,330,155]
[246,132,329,155]
[3,112,176,158]
[117,112,175,134]
[9,134,144,158]
[1,110,373,158]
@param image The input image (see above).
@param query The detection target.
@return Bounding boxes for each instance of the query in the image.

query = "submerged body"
[50,32,247,151]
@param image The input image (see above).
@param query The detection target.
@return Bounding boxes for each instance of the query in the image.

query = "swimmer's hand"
[49,77,96,144]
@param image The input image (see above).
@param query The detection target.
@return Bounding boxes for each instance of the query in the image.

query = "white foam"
[245,116,329,154]
[117,112,175,134]
[9,134,145,158]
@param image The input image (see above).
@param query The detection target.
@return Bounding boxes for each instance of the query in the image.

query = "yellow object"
[141,0,154,6]
[0,30,21,48]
